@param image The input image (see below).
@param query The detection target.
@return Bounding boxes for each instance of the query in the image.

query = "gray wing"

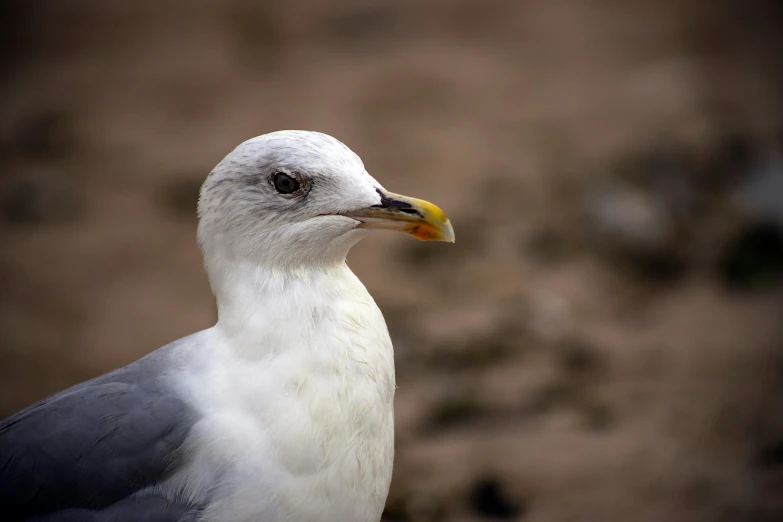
[27,494,201,522]
[0,346,201,521]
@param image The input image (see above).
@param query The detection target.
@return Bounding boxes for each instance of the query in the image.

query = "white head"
[198,131,453,285]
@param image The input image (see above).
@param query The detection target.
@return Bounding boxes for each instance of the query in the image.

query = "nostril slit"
[399,208,419,215]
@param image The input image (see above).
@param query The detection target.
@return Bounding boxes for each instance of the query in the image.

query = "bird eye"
[272,172,300,195]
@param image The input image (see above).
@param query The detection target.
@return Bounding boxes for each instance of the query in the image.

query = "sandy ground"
[2,1,783,520]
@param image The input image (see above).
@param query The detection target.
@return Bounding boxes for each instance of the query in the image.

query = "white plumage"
[164,265,395,522]
[177,132,403,521]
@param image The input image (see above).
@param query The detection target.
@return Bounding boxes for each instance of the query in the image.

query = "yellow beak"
[342,190,455,243]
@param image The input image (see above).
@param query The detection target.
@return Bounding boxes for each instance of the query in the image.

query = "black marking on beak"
[373,189,422,216]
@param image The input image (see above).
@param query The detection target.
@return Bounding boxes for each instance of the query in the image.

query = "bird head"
[198,130,454,272]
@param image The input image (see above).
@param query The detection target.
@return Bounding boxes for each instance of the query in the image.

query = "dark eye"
[272,172,300,195]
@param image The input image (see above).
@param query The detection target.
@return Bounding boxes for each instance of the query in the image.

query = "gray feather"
[0,339,200,521]
[27,494,202,522]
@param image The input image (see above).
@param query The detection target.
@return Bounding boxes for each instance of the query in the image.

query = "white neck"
[208,258,380,358]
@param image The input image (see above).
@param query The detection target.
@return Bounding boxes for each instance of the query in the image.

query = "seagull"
[0,130,454,522]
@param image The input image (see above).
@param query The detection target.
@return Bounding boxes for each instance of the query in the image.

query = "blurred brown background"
[2,1,783,521]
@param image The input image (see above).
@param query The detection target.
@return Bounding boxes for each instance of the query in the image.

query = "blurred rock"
[381,507,412,522]
[12,109,76,161]
[0,172,81,225]
[757,440,783,469]
[521,226,569,266]
[417,301,531,372]
[719,222,783,290]
[423,335,517,371]
[556,339,604,380]
[223,2,285,70]
[526,293,572,344]
[0,0,37,75]
[734,151,783,229]
[584,143,706,283]
[524,381,581,416]
[524,380,615,432]
[325,1,400,46]
[634,142,698,219]
[424,383,485,432]
[405,493,445,522]
[578,397,614,431]
[706,133,755,190]
[158,177,203,219]
[585,182,674,257]
[469,477,524,520]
